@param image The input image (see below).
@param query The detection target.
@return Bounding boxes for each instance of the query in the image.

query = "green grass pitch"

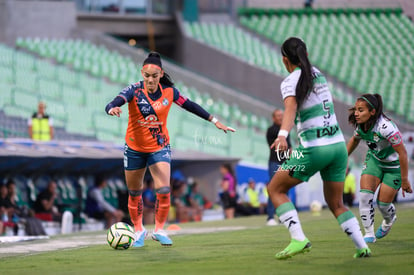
[1,204,413,275]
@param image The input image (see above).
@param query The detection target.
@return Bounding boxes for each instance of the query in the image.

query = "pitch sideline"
[0,226,247,258]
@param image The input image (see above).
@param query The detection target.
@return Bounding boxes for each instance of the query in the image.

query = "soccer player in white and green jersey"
[347,93,412,243]
[268,37,370,259]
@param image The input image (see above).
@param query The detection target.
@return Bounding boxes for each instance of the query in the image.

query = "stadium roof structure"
[0,139,238,175]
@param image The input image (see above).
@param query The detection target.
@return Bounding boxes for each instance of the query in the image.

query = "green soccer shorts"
[361,153,401,190]
[279,142,347,182]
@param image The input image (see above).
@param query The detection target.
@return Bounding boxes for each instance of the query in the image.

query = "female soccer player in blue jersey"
[347,93,412,243]
[267,37,370,259]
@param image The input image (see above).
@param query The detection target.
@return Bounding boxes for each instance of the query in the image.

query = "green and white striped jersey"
[354,115,402,163]
[281,67,344,148]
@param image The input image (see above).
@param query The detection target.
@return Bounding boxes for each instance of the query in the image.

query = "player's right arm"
[105,83,138,117]
[347,135,361,156]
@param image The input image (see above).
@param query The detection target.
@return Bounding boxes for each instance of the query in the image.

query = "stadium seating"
[1,39,273,165]
[8,174,126,231]
[183,20,353,107]
[238,7,414,122]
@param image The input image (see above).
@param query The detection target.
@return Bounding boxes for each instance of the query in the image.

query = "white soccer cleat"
[266,219,279,226]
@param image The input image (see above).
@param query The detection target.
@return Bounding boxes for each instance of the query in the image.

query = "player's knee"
[129,189,143,197]
[156,186,170,194]
[359,191,374,205]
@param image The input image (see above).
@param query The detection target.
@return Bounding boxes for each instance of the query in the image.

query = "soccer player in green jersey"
[268,37,370,259]
[347,93,413,243]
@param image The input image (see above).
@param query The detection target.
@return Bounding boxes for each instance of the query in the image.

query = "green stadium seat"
[229,127,252,159]
[236,8,414,122]
[3,104,32,119]
[38,78,62,100]
[0,66,13,84]
[13,88,40,112]
[0,83,14,108]
[2,39,271,165]
[175,135,195,152]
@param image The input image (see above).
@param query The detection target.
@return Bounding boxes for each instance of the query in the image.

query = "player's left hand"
[271,136,288,152]
[215,121,236,133]
[401,178,412,197]
[108,107,122,117]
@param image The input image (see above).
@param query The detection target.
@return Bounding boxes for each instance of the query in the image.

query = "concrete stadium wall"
[76,12,175,36]
[0,0,77,45]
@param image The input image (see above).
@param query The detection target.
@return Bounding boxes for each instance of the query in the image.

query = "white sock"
[340,216,368,249]
[338,211,368,249]
[359,191,375,236]
[279,209,306,241]
[378,201,396,227]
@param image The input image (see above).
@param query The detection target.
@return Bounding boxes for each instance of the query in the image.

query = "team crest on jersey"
[389,132,402,145]
[162,98,169,106]
[373,133,380,142]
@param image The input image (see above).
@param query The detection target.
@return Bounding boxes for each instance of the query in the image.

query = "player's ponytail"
[296,45,313,109]
[160,71,174,87]
[281,37,313,109]
[142,51,175,87]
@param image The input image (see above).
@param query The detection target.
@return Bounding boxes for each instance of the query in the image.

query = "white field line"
[0,226,246,256]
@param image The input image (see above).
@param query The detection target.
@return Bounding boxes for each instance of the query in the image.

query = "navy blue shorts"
[123,144,171,170]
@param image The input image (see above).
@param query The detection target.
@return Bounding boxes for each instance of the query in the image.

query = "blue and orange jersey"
[117,81,187,153]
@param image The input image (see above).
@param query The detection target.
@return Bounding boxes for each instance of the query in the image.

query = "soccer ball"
[310,200,323,215]
[107,222,136,250]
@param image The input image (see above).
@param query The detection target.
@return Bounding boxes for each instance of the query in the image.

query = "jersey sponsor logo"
[382,123,387,129]
[316,125,339,138]
[146,115,158,121]
[141,106,151,115]
[138,98,149,105]
[137,115,163,127]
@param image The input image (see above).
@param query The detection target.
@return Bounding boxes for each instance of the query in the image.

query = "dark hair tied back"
[281,37,313,109]
[348,93,388,131]
[143,52,162,68]
[142,51,174,87]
